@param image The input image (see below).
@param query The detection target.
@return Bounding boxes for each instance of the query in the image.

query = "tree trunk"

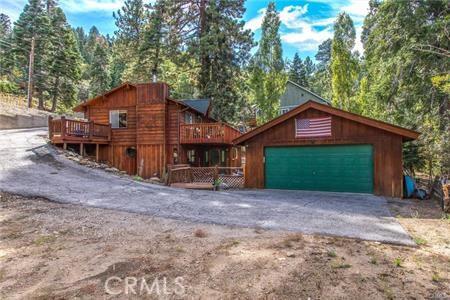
[37,90,45,110]
[50,77,60,112]
[198,0,210,95]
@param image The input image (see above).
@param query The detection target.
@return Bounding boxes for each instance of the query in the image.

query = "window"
[187,150,195,163]
[184,112,193,124]
[231,147,238,160]
[221,150,226,163]
[110,110,127,128]
[281,108,289,114]
[173,147,179,164]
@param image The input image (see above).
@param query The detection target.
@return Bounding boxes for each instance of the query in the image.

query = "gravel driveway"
[0,128,413,245]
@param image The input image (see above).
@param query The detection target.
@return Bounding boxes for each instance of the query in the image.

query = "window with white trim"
[187,149,195,163]
[184,112,194,124]
[110,110,127,128]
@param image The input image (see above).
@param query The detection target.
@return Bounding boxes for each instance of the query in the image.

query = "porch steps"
[170,182,214,190]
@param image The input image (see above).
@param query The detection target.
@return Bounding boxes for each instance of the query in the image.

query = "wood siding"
[78,83,241,178]
[242,108,404,198]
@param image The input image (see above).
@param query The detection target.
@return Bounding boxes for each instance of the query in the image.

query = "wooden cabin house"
[48,82,242,179]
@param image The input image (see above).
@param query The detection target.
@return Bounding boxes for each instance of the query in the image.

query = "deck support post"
[48,116,53,139]
[95,144,99,162]
[80,143,84,156]
[63,143,67,150]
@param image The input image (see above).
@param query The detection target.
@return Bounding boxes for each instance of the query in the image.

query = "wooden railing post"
[214,166,219,182]
[89,121,94,139]
[60,116,66,139]
[108,124,112,141]
[48,116,53,139]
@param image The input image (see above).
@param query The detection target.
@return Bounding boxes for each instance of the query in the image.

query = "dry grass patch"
[194,228,208,238]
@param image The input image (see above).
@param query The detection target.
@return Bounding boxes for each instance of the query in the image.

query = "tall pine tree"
[46,7,81,111]
[289,53,307,86]
[12,0,52,108]
[89,43,110,97]
[249,2,286,123]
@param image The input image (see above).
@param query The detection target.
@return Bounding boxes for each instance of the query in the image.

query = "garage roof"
[234,100,420,144]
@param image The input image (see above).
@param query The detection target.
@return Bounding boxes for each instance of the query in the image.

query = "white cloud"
[279,4,309,29]
[1,0,125,20]
[340,0,369,21]
[1,0,27,21]
[60,0,125,13]
[353,26,364,54]
[281,22,333,51]
[244,8,265,31]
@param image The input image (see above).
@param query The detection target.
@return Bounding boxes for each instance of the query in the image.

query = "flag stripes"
[295,116,332,137]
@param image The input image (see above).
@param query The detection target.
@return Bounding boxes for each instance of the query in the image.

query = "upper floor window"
[185,112,193,124]
[280,108,289,114]
[110,110,127,128]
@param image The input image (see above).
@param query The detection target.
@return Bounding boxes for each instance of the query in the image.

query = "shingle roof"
[180,99,210,116]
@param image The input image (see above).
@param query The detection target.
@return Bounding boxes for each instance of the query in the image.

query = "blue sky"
[2,0,369,60]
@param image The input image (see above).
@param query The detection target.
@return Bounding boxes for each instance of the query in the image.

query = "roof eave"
[233,100,420,144]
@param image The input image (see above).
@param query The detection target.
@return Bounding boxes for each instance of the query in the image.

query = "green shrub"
[0,80,19,94]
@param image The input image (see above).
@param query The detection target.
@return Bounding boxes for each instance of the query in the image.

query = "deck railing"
[180,122,241,145]
[167,166,244,189]
[48,116,111,142]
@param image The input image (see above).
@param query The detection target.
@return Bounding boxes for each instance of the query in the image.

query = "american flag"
[296,116,332,137]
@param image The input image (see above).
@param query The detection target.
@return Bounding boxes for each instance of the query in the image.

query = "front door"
[210,149,220,166]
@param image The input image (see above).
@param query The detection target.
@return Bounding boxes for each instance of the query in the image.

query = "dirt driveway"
[0,192,449,299]
[0,128,412,245]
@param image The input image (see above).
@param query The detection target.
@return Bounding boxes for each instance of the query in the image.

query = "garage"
[233,101,420,198]
[265,145,374,193]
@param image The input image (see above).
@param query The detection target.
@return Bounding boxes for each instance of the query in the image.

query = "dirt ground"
[0,192,449,299]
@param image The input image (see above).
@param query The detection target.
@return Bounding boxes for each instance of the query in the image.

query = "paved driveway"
[0,128,413,245]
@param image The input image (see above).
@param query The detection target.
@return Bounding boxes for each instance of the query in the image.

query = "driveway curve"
[0,128,413,245]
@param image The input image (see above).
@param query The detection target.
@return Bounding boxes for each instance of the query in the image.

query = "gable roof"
[286,80,330,105]
[234,100,420,144]
[179,99,210,116]
[73,82,136,112]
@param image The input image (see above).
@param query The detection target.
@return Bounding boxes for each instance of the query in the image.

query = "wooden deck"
[49,116,111,145]
[170,182,214,190]
[179,123,241,145]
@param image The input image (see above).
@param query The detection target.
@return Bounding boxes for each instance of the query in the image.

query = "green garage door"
[265,145,373,193]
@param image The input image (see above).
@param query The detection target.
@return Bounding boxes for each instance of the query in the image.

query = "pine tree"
[197,0,253,121]
[46,7,81,111]
[136,0,166,81]
[330,12,358,110]
[0,14,13,78]
[89,44,110,97]
[113,0,146,81]
[310,39,332,100]
[12,0,52,108]
[0,14,11,37]
[303,56,314,79]
[249,1,286,123]
[289,53,307,86]
[363,0,449,174]
[315,38,332,68]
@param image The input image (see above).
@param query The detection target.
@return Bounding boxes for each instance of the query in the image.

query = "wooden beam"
[80,143,84,156]
[96,144,99,162]
[63,143,67,150]
[48,116,53,139]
